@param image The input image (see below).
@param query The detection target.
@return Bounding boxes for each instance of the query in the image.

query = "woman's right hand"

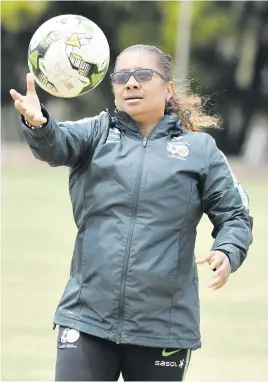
[10,73,47,127]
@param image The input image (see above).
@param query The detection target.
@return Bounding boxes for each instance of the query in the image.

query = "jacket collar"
[108,109,186,139]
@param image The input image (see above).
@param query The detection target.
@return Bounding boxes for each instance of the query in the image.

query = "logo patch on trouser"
[58,328,80,349]
[154,348,191,380]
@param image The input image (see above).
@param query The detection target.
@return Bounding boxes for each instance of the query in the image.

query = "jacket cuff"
[212,244,241,272]
[213,248,231,266]
[21,105,52,138]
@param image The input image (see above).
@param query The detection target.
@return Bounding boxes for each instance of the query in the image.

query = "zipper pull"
[143,138,147,147]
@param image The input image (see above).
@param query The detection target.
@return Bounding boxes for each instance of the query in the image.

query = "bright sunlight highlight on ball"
[28,14,110,98]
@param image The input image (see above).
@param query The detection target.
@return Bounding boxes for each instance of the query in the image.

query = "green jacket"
[22,108,252,349]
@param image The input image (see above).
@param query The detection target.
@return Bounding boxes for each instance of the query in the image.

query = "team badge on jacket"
[167,137,190,159]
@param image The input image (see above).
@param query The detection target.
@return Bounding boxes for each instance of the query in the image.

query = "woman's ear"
[166,81,174,101]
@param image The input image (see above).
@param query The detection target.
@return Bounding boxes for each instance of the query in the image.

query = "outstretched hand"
[196,250,231,290]
[10,73,47,127]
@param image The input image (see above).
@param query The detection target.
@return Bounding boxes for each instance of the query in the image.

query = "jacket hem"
[53,314,201,349]
[53,314,117,342]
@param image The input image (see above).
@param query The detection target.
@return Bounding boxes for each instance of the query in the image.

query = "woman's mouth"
[124,96,143,103]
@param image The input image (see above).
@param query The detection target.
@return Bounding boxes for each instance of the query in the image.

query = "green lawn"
[2,166,268,381]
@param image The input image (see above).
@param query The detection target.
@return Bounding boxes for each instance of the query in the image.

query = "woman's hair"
[115,44,221,132]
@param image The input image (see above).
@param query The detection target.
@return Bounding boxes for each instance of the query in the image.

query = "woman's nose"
[125,74,140,89]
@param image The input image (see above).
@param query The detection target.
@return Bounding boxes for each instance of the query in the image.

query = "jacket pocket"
[193,267,200,306]
[57,274,83,314]
[58,276,73,305]
[79,227,121,324]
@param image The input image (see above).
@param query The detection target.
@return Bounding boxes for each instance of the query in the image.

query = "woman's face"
[112,50,174,121]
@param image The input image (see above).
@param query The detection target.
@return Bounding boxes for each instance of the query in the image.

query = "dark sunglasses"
[110,69,168,84]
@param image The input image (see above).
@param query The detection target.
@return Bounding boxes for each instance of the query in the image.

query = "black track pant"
[55,326,192,381]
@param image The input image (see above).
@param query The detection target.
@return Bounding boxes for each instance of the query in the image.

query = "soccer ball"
[28,14,110,98]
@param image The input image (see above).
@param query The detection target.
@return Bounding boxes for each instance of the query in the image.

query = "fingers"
[14,99,47,125]
[208,256,222,272]
[196,250,231,291]
[208,259,230,290]
[10,89,24,102]
[14,98,27,114]
[10,72,36,99]
[195,253,212,265]
[26,72,36,95]
[209,273,225,290]
[196,251,225,268]
[208,276,222,290]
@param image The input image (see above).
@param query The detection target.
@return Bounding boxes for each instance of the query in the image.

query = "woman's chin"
[123,103,144,118]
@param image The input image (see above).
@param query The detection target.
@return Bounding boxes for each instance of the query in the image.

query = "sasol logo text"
[155,361,178,367]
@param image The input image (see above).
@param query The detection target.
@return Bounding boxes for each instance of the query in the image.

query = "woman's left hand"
[195,250,231,290]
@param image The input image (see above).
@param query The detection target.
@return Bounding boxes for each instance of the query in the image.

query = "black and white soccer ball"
[28,14,110,98]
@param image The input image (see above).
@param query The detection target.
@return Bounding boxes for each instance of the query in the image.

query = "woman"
[10,44,252,381]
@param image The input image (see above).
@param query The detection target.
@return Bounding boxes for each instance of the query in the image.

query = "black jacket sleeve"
[201,135,253,272]
[21,106,107,168]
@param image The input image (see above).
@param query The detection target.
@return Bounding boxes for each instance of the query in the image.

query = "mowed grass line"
[2,166,268,381]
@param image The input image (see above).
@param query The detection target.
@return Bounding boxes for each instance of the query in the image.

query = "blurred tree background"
[1,0,268,157]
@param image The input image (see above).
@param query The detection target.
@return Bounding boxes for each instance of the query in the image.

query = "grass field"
[2,163,268,381]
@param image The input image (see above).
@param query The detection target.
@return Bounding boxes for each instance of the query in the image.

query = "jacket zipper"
[116,137,147,344]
